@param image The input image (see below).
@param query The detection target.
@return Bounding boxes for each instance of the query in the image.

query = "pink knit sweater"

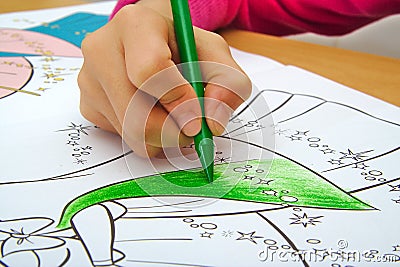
[111,0,400,36]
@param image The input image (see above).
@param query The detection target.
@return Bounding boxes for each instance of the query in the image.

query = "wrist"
[111,0,172,20]
[135,0,173,20]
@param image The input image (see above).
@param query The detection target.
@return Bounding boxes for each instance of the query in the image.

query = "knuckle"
[80,33,97,59]
[143,118,160,143]
[79,103,97,125]
[236,73,252,100]
[113,4,141,23]
[128,55,170,87]
[77,70,87,91]
[114,5,161,30]
[159,85,189,105]
[209,32,229,49]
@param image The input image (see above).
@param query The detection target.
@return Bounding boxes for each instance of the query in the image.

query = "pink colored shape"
[112,0,400,36]
[0,29,82,57]
[0,57,32,98]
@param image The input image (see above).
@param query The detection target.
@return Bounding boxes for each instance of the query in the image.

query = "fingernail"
[208,103,232,136]
[176,111,201,136]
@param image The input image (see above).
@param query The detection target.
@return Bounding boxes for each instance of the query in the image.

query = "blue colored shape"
[0,52,37,57]
[27,12,108,48]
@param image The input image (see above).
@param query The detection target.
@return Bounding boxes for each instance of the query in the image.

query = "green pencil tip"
[196,138,214,183]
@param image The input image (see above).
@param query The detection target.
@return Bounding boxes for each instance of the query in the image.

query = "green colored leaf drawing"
[57,158,372,229]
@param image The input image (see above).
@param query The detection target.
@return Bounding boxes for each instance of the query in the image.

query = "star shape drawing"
[392,245,400,252]
[57,122,91,135]
[392,197,400,204]
[243,175,255,181]
[339,149,373,162]
[236,231,263,244]
[286,135,302,141]
[221,230,234,238]
[290,213,324,227]
[294,130,310,136]
[393,245,400,252]
[327,159,344,165]
[214,156,231,164]
[352,162,369,170]
[256,178,274,185]
[200,232,213,238]
[320,148,335,154]
[274,129,288,136]
[73,159,87,165]
[389,183,400,192]
[261,190,278,196]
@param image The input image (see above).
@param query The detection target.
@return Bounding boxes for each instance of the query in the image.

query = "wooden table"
[2,0,399,106]
[220,29,400,106]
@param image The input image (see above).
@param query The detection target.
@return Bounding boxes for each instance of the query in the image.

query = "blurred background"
[287,14,400,59]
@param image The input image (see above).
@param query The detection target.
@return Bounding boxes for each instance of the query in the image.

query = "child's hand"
[78,4,251,157]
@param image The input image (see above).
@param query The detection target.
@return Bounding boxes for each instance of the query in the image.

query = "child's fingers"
[119,6,202,137]
[123,89,193,148]
[79,68,192,153]
[78,64,121,134]
[194,30,252,135]
[80,21,192,155]
[204,67,251,136]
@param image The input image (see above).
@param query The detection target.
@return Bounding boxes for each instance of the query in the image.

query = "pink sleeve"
[110,0,400,36]
[233,0,400,36]
[109,0,240,29]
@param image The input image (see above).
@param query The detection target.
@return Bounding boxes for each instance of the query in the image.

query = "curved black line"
[126,259,213,267]
[220,135,375,210]
[60,193,289,223]
[0,216,54,234]
[231,88,399,133]
[329,100,400,127]
[126,210,192,214]
[107,200,128,221]
[116,238,193,243]
[0,172,94,186]
[264,89,399,126]
[0,56,35,100]
[32,250,40,267]
[223,94,293,137]
[261,89,328,101]
[126,199,204,210]
[0,150,132,185]
[17,57,34,91]
[349,176,400,194]
[322,147,400,173]
[101,203,116,265]
[229,89,275,121]
[0,237,10,256]
[119,202,374,219]
[230,88,328,122]
[59,248,71,267]
[256,212,309,267]
[91,204,379,221]
[71,203,116,265]
[41,227,76,236]
[277,101,326,124]
[231,127,263,138]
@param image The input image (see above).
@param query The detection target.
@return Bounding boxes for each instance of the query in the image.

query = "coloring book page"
[1,2,399,266]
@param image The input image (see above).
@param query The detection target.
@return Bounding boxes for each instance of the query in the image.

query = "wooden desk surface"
[1,0,399,106]
[220,29,400,106]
